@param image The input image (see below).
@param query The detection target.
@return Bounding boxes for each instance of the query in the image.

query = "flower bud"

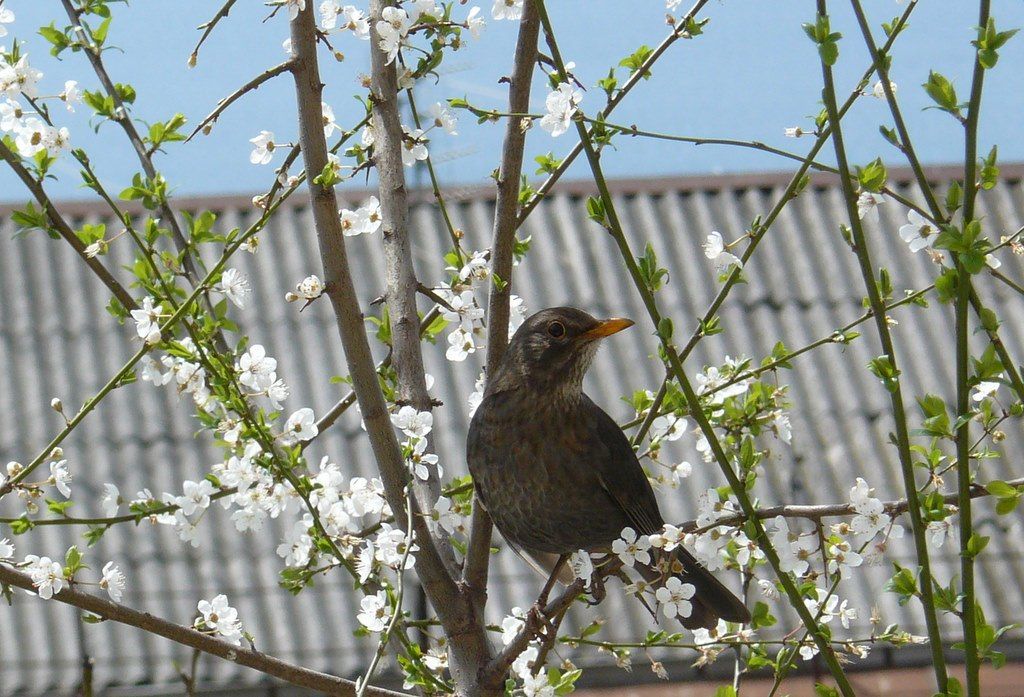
[51,398,64,413]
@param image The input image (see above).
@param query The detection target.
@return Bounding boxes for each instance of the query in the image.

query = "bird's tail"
[637,547,750,630]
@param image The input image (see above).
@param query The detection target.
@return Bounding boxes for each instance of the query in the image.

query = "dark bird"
[468,307,750,629]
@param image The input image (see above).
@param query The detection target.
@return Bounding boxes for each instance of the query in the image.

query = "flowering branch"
[0,140,136,311]
[464,0,541,615]
[814,0,948,686]
[367,0,452,564]
[683,477,1024,536]
[286,5,493,694]
[0,564,407,697]
[60,0,198,282]
[536,2,856,692]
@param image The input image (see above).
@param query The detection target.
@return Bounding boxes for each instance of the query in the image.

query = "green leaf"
[814,685,840,697]
[945,181,963,213]
[585,196,606,226]
[618,45,654,80]
[857,158,888,192]
[986,480,1018,498]
[922,71,961,116]
[965,532,989,558]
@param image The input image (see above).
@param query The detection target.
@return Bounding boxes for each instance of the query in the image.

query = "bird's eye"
[547,321,566,338]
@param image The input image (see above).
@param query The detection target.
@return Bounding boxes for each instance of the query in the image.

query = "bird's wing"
[582,395,664,536]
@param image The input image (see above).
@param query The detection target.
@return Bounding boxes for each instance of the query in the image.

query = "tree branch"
[464,0,541,616]
[367,0,452,568]
[286,7,493,693]
[0,565,407,697]
[187,60,296,141]
[684,477,1024,536]
[61,0,199,285]
[0,141,137,312]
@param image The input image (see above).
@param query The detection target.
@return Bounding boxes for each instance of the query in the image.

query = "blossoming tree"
[1,1,1022,696]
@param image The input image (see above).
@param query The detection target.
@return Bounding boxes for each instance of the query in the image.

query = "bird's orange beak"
[582,317,635,339]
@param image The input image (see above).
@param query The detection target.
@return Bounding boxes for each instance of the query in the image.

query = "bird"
[467,306,750,629]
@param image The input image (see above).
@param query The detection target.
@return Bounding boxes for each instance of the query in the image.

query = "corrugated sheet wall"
[1,169,1024,694]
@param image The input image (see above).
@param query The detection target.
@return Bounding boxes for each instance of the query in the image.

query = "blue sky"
[2,1,1023,200]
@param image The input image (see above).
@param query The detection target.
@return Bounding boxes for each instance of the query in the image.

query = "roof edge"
[3,163,1022,217]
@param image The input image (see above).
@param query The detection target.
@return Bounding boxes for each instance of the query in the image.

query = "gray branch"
[287,6,495,693]
[463,0,541,609]
[0,565,407,697]
[368,0,453,569]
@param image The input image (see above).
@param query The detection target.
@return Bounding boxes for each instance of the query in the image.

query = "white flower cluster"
[392,405,439,482]
[437,251,527,363]
[140,337,217,409]
[0,46,76,159]
[19,551,125,603]
[540,82,582,138]
[195,594,245,645]
[702,231,742,274]
[494,606,559,696]
[339,196,382,236]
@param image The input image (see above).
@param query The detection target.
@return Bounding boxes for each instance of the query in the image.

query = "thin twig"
[187,60,295,141]
[189,0,239,66]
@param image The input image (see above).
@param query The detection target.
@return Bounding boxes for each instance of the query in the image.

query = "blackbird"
[467,307,750,629]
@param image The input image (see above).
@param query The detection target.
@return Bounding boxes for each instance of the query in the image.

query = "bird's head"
[488,307,634,398]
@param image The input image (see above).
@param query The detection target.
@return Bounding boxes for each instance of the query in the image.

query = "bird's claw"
[527,603,555,640]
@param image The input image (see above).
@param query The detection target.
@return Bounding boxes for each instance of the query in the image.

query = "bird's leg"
[536,554,567,607]
[585,570,606,606]
[526,554,568,640]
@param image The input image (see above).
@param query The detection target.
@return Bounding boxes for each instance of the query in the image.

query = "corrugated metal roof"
[2,166,1024,695]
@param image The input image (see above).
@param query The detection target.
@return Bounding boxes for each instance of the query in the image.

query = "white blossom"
[195,594,244,645]
[285,0,306,21]
[539,82,581,137]
[655,577,695,619]
[0,538,13,560]
[237,344,277,391]
[215,268,250,308]
[391,405,432,439]
[569,550,594,585]
[926,518,955,549]
[856,192,885,222]
[611,527,651,567]
[428,101,458,134]
[357,590,390,632]
[131,296,163,344]
[446,326,478,361]
[491,0,524,21]
[375,7,410,64]
[849,478,891,539]
[100,561,126,602]
[0,6,13,38]
[177,479,215,516]
[649,523,685,552]
[500,606,527,645]
[284,407,318,443]
[400,126,428,166]
[60,80,81,111]
[23,555,64,599]
[871,79,897,99]
[972,379,1000,402]
[898,209,937,253]
[702,231,743,272]
[100,484,120,518]
[50,459,72,497]
[649,414,687,442]
[249,130,276,165]
[465,6,485,39]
